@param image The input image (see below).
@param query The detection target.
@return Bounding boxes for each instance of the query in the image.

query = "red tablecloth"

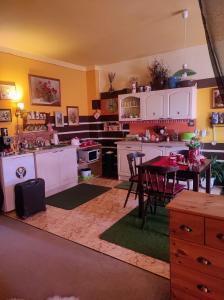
[150,156,189,171]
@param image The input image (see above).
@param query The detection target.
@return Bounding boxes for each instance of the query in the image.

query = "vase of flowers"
[186,137,200,163]
[108,72,116,92]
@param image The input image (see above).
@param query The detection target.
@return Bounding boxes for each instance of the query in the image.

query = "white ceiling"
[0,0,206,67]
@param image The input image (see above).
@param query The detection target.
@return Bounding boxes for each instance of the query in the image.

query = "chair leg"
[135,183,139,200]
[123,182,134,208]
[142,194,152,229]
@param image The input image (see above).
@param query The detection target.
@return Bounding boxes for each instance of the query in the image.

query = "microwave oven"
[79,148,100,163]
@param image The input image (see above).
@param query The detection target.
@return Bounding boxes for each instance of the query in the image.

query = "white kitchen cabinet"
[142,145,164,161]
[167,87,196,119]
[143,91,166,120]
[118,93,143,121]
[35,146,78,197]
[117,143,142,180]
[131,86,197,121]
[164,145,188,156]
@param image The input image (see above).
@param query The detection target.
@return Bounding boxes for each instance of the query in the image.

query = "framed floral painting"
[67,106,79,125]
[29,74,61,106]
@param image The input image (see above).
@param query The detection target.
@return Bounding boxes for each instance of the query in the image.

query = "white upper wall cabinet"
[118,86,197,121]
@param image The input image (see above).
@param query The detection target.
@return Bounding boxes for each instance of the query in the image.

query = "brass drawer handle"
[179,225,192,232]
[197,284,211,294]
[197,256,211,266]
[216,233,224,241]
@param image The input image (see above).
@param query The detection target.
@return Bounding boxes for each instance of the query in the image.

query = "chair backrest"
[127,152,145,178]
[142,164,179,197]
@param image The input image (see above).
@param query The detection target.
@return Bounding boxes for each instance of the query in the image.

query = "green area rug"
[114,181,137,191]
[100,206,169,262]
[46,183,111,210]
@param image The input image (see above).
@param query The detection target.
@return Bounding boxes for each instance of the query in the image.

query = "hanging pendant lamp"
[173,9,196,79]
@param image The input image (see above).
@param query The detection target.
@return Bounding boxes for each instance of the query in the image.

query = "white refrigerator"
[0,153,36,212]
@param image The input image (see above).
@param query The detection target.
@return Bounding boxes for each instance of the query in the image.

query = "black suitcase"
[15,178,46,218]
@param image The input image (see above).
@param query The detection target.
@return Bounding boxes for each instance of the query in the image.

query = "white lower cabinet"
[142,145,164,162]
[117,144,142,180]
[117,142,188,180]
[35,147,78,197]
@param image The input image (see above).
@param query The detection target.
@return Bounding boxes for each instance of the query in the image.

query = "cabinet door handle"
[197,256,211,265]
[216,233,224,241]
[197,284,211,294]
[179,224,192,232]
[125,146,132,149]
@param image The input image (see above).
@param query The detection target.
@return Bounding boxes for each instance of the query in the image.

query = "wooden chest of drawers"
[167,190,224,300]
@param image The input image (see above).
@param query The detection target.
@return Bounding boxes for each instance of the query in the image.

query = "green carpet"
[114,181,137,191]
[46,183,111,210]
[100,206,169,262]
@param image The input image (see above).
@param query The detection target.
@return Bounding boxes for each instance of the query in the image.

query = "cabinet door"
[35,151,60,194]
[168,88,195,119]
[118,93,141,121]
[58,148,78,185]
[118,149,131,177]
[145,92,166,120]
[142,146,164,162]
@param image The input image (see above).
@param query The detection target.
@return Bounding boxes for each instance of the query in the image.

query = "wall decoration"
[29,74,61,106]
[212,88,224,108]
[67,106,79,125]
[0,109,12,122]
[55,112,64,127]
[0,81,16,100]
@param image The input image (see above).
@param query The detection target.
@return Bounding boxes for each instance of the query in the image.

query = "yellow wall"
[0,52,88,136]
[197,87,224,143]
[86,69,100,115]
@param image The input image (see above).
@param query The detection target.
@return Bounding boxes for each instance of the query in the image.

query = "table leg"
[138,168,144,218]
[193,174,200,192]
[206,164,211,194]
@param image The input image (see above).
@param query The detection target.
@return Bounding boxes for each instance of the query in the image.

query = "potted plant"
[186,137,200,163]
[148,59,170,90]
[200,156,224,189]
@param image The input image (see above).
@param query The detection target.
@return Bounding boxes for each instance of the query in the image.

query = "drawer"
[170,238,224,279]
[205,218,224,251]
[117,145,142,151]
[171,263,224,300]
[170,211,204,244]
[171,288,199,300]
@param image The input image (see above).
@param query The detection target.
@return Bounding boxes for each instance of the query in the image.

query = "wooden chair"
[141,164,185,228]
[123,152,145,208]
[176,150,191,190]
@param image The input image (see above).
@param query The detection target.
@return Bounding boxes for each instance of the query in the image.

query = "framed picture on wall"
[212,88,224,108]
[67,106,79,126]
[0,81,16,100]
[29,74,61,106]
[0,109,12,122]
[55,112,64,127]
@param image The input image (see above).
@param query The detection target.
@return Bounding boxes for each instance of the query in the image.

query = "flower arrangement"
[148,59,170,90]
[108,72,116,92]
[36,80,57,102]
[186,137,201,149]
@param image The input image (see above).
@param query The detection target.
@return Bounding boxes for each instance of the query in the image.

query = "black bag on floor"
[15,178,46,218]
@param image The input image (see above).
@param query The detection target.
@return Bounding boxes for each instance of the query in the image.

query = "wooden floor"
[7,177,223,279]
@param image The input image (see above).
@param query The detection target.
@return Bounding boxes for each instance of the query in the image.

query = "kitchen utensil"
[180,132,195,142]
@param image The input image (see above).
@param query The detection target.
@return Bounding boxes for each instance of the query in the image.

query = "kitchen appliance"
[180,132,195,142]
[0,153,36,212]
[78,148,100,163]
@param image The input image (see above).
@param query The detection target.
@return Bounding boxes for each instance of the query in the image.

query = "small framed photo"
[212,88,224,108]
[67,106,79,126]
[29,74,61,106]
[0,81,16,100]
[0,109,12,122]
[55,111,64,127]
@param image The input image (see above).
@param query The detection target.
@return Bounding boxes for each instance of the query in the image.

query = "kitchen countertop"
[0,144,78,158]
[116,140,187,147]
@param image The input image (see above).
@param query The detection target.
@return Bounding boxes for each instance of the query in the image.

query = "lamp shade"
[173,64,196,78]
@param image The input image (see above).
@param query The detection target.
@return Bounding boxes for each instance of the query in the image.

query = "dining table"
[137,156,212,218]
